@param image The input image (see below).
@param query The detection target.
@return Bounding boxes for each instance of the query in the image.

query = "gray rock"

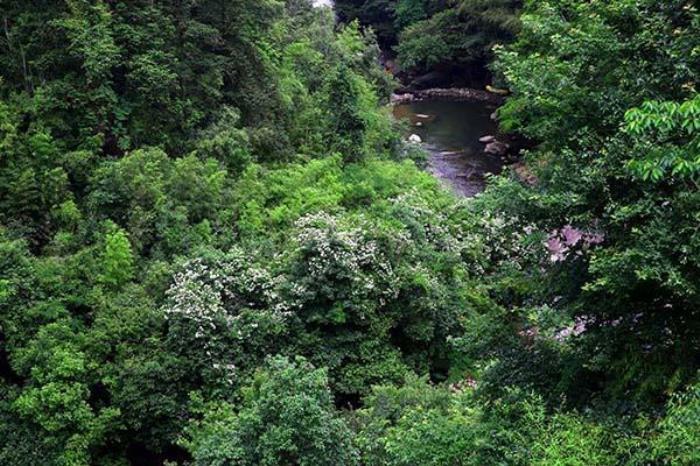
[408,134,422,144]
[479,135,496,143]
[391,93,415,104]
[485,141,509,156]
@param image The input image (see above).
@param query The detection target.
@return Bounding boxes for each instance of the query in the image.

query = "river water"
[393,99,503,197]
[310,0,502,196]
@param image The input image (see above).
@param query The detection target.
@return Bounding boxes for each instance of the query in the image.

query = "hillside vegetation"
[0,0,699,465]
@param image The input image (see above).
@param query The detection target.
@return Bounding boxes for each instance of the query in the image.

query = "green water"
[394,99,503,197]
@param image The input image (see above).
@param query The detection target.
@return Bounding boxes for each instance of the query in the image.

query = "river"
[310,0,503,196]
[393,99,503,197]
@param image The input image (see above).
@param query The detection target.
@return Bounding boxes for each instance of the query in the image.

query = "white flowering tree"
[163,249,287,393]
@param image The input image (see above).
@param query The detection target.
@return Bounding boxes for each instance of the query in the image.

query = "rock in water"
[391,93,415,104]
[408,134,422,144]
[485,141,509,156]
[486,85,510,96]
[479,135,496,143]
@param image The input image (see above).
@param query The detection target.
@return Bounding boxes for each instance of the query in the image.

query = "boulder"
[479,135,496,143]
[408,134,422,144]
[484,141,509,156]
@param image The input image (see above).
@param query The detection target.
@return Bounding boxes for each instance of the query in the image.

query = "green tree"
[98,222,134,289]
[394,0,428,31]
[481,0,700,405]
[326,64,368,163]
[183,356,359,466]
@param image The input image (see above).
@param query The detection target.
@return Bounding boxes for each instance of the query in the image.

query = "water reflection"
[393,100,503,197]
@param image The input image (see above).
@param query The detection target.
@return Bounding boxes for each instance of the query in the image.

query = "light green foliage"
[98,222,134,289]
[356,376,477,465]
[88,147,229,256]
[356,378,551,466]
[649,381,700,465]
[530,414,620,466]
[625,95,700,181]
[183,356,358,466]
[10,320,121,465]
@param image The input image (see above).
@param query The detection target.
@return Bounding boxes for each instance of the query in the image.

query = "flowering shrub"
[163,250,288,390]
[286,212,400,321]
[545,225,604,263]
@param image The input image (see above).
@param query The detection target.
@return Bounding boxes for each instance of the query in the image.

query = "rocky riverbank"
[391,88,504,105]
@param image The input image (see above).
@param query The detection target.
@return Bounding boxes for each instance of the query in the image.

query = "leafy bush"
[182,356,358,466]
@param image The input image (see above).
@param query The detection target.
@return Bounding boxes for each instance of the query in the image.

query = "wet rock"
[490,111,498,121]
[486,85,510,96]
[415,113,431,119]
[485,141,509,156]
[392,88,504,104]
[479,135,496,143]
[408,134,422,144]
[414,88,503,103]
[391,93,415,104]
[415,121,423,127]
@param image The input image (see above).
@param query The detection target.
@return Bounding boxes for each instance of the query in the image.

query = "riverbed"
[393,99,503,197]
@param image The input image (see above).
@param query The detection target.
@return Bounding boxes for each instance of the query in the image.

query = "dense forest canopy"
[0,0,699,465]
[335,0,521,85]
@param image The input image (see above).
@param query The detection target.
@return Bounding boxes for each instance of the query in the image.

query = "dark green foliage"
[334,0,399,47]
[335,0,521,79]
[1,0,699,464]
[182,356,359,466]
[483,0,700,406]
[397,0,521,75]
